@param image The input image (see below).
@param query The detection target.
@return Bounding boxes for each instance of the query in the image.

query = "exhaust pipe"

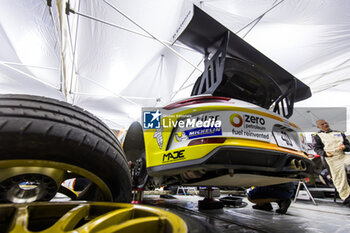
[289,159,298,170]
[298,160,307,171]
[289,159,307,171]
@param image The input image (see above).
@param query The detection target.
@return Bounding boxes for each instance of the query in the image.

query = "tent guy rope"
[0,61,59,90]
[83,0,203,73]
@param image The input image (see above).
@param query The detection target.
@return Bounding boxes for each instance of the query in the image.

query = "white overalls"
[318,131,350,200]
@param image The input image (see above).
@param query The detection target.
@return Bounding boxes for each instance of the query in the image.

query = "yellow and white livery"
[139,96,311,187]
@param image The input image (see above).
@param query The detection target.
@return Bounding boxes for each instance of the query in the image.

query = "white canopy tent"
[1,0,350,135]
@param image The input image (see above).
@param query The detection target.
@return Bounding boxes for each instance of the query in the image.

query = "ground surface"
[143,194,350,233]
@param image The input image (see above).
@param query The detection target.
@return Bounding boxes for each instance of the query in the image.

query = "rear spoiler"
[173,5,311,118]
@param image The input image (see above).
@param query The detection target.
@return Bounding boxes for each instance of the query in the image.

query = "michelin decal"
[174,115,222,142]
[184,126,222,139]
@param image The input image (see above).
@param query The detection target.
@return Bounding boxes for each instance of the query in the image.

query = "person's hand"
[326,151,334,157]
[338,144,346,151]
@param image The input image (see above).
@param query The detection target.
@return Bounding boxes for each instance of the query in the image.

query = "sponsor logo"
[230,114,243,127]
[230,113,266,130]
[163,150,185,162]
[184,126,222,139]
[153,127,163,149]
[230,113,269,141]
[175,132,188,142]
[143,110,161,129]
[244,114,265,125]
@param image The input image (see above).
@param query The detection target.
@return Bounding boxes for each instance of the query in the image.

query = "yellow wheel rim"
[0,160,113,202]
[2,202,187,233]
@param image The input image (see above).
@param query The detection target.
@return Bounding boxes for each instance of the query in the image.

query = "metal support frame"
[0,62,58,90]
[293,180,317,206]
[102,0,202,72]
[176,186,196,195]
[272,79,296,118]
[170,57,204,101]
[191,31,229,96]
[198,187,224,209]
[75,74,141,107]
[132,188,145,204]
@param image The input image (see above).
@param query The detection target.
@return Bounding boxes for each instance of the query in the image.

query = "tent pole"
[66,0,81,104]
[0,62,58,90]
[46,0,62,66]
[236,0,285,35]
[101,0,202,72]
[72,92,157,100]
[68,9,194,52]
[76,74,141,107]
[0,61,58,71]
[56,0,69,100]
[170,58,204,101]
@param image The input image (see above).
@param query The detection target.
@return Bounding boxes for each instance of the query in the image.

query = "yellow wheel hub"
[1,202,187,233]
[0,160,113,202]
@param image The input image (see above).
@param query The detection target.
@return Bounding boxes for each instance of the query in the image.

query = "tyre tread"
[0,94,124,159]
[0,94,131,202]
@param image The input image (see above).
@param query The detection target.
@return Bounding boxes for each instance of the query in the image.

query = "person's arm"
[341,133,350,152]
[312,134,326,157]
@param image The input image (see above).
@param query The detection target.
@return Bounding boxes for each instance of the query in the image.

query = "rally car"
[122,5,313,189]
[0,5,312,205]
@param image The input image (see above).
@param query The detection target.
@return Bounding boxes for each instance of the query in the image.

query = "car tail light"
[164,96,231,110]
[188,137,226,146]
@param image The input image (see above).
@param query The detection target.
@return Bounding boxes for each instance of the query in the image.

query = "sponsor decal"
[163,149,185,163]
[184,126,222,139]
[143,110,161,129]
[230,113,266,130]
[230,113,269,141]
[175,132,188,142]
[153,127,163,149]
[230,113,243,127]
[232,128,270,140]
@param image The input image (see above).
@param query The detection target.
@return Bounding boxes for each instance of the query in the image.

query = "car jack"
[198,188,224,210]
[131,188,144,204]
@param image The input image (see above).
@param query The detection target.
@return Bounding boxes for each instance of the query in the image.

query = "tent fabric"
[0,0,64,100]
[1,0,350,133]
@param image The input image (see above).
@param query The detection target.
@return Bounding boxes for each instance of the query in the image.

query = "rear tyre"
[123,122,148,188]
[123,121,145,163]
[0,94,132,203]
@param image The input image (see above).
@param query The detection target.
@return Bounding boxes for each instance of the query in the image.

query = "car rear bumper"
[147,145,312,179]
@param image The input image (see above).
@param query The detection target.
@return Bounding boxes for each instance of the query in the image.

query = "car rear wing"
[173,5,311,118]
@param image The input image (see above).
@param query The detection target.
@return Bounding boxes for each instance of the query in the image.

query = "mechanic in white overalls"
[312,119,350,205]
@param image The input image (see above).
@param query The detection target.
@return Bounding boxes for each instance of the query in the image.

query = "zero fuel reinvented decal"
[230,113,270,142]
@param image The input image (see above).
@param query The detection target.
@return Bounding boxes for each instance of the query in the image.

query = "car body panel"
[144,100,309,175]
